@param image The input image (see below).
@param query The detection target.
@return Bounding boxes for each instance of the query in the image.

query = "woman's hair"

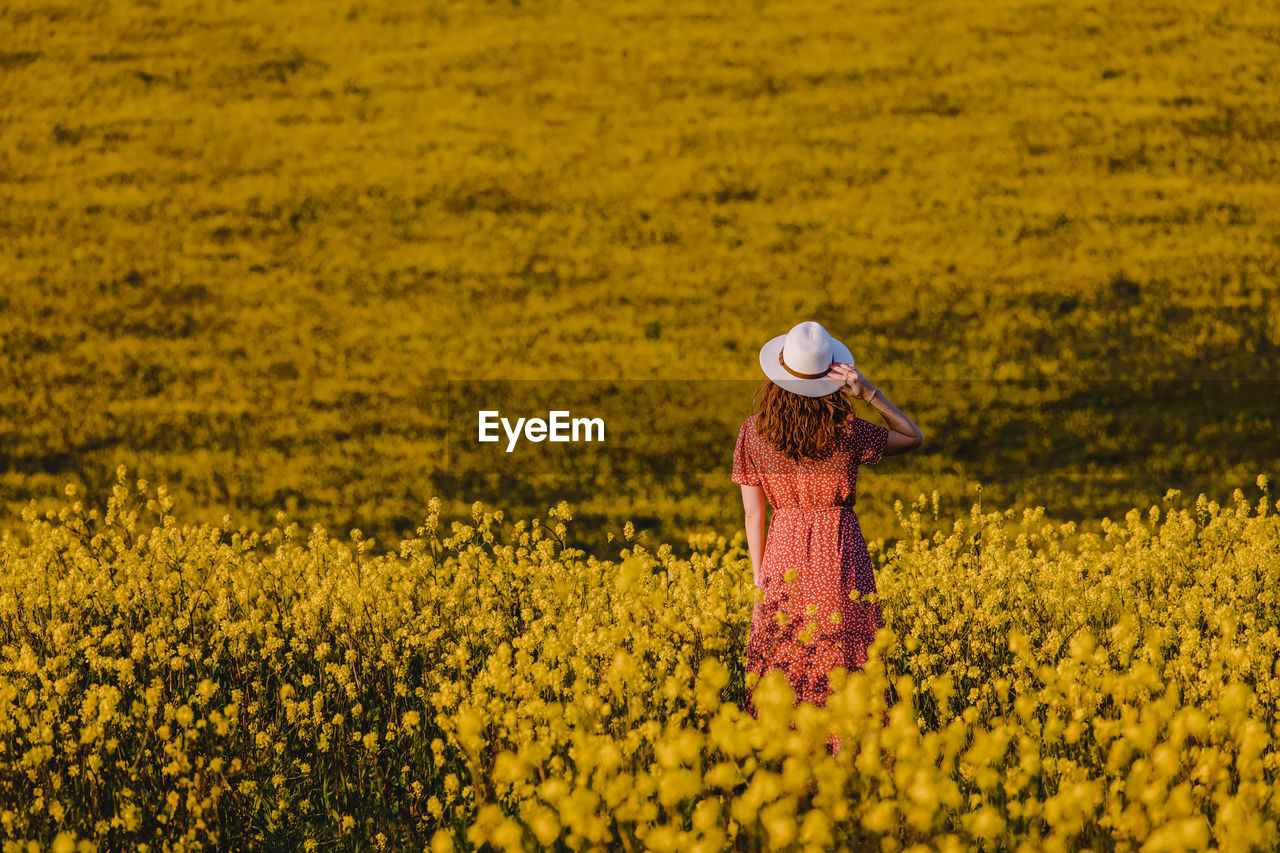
[753,379,855,462]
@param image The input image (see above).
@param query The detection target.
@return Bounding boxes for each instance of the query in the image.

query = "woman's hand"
[827,363,876,401]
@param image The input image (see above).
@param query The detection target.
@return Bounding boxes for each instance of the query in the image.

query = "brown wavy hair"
[753,379,856,462]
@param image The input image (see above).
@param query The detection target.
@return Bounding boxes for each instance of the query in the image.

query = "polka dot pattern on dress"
[731,411,891,751]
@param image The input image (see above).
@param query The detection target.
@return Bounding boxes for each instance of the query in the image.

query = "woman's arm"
[740,484,768,586]
[825,364,923,454]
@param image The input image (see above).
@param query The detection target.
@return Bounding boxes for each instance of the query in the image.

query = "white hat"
[758,321,853,397]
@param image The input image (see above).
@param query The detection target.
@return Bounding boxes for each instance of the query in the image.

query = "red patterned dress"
[732,411,890,739]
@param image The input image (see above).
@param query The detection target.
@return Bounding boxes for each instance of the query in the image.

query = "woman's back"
[733,409,890,714]
[732,411,889,511]
[733,320,922,753]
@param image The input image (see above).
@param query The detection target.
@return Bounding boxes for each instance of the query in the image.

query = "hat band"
[778,348,830,380]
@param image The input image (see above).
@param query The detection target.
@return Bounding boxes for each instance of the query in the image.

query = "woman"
[732,320,923,751]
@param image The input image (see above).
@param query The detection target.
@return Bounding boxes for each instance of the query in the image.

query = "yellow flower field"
[4,0,1280,848]
[0,469,1276,850]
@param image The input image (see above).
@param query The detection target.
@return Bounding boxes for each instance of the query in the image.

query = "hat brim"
[758,334,854,397]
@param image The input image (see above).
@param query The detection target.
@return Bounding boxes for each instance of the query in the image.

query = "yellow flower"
[430,829,454,853]
[862,800,896,835]
[526,805,559,846]
[968,805,1005,841]
[761,799,797,848]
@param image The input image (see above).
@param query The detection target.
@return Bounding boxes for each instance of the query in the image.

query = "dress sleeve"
[731,420,762,486]
[854,416,889,465]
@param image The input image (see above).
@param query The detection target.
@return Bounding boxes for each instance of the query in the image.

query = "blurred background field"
[3,0,1279,552]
